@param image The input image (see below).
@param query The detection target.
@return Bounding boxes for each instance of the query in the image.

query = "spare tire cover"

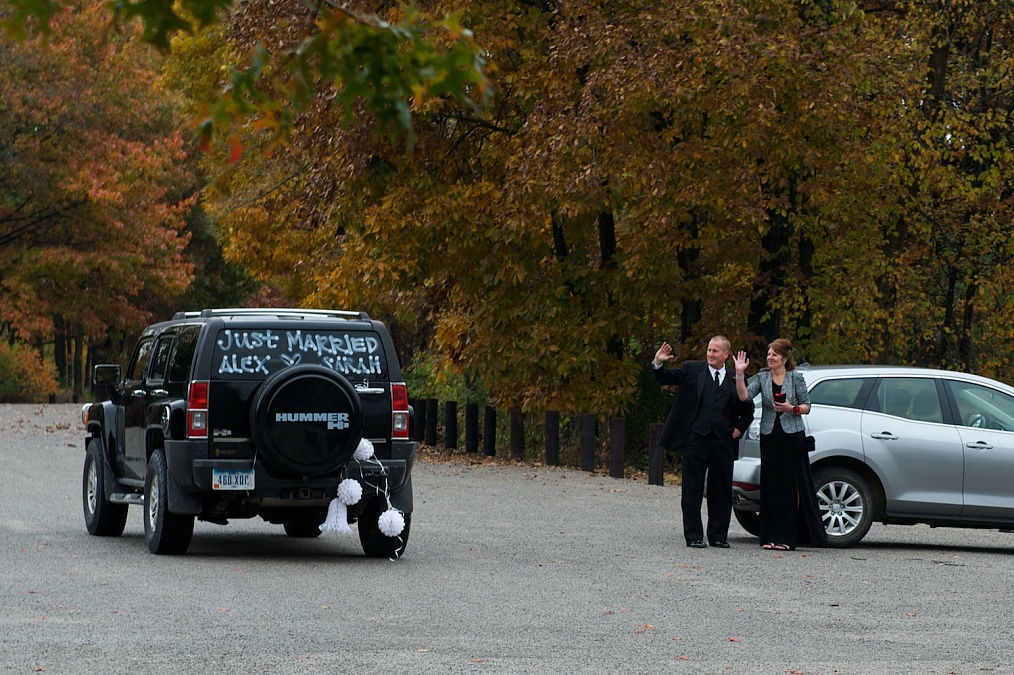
[250,365,363,476]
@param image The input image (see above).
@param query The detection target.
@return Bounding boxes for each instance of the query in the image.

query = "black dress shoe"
[710,540,731,548]
[687,540,707,548]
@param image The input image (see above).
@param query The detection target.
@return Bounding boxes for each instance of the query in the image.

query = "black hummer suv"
[81,308,414,558]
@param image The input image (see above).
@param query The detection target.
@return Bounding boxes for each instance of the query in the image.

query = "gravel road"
[2,404,1013,674]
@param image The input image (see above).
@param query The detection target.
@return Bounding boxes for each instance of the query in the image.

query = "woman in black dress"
[732,339,826,550]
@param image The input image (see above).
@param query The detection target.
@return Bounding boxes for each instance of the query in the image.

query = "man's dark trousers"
[681,431,735,545]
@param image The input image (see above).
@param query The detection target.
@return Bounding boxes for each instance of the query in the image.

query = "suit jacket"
[745,368,810,435]
[653,360,755,451]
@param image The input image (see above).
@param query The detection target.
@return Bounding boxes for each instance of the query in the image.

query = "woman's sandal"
[762,543,775,550]
[772,544,792,551]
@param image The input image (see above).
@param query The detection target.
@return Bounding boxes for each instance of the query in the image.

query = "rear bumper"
[732,486,761,512]
[732,456,761,513]
[165,439,415,501]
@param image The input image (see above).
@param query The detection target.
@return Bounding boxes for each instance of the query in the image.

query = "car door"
[943,379,1014,520]
[122,337,155,480]
[122,334,176,478]
[860,376,963,517]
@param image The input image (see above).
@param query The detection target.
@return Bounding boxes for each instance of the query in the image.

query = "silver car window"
[946,380,1014,431]
[875,377,941,422]
[809,378,870,408]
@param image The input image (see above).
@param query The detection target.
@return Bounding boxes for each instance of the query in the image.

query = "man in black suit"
[652,336,754,549]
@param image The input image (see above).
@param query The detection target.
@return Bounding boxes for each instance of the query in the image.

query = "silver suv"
[732,365,1014,547]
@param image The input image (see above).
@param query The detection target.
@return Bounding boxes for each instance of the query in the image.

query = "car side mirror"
[93,364,121,387]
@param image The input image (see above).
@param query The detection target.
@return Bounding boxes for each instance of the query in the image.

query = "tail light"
[187,380,209,439]
[391,383,409,439]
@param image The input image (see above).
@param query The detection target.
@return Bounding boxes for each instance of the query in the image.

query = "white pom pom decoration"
[337,478,363,506]
[353,438,375,461]
[378,508,405,537]
[319,498,352,535]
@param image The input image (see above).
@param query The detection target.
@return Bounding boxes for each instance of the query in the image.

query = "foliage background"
[203,0,1014,421]
[3,0,1014,449]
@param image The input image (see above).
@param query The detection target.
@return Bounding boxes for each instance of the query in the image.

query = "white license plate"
[212,469,255,490]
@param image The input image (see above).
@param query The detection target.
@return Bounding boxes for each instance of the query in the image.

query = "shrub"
[0,342,59,403]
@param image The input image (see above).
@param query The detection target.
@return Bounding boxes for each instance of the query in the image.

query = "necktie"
[714,370,720,386]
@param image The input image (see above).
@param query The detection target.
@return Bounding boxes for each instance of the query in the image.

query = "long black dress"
[759,383,827,549]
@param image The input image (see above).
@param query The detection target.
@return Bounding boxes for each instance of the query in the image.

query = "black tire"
[250,365,364,476]
[733,508,761,537]
[82,438,128,536]
[144,448,195,555]
[358,497,411,559]
[283,509,324,538]
[813,466,875,548]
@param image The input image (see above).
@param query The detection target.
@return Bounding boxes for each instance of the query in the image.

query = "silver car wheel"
[86,460,99,516]
[147,478,160,532]
[818,479,864,536]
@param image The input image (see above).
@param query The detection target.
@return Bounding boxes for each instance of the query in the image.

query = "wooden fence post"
[413,398,426,442]
[483,405,497,456]
[510,407,524,460]
[580,414,596,472]
[545,410,560,466]
[609,418,625,479]
[444,400,458,450]
[465,403,479,454]
[648,422,664,486]
[425,398,438,446]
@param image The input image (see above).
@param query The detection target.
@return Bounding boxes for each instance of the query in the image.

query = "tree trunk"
[54,315,68,388]
[73,331,84,403]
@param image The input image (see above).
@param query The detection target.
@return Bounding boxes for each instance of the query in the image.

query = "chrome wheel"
[82,438,128,536]
[86,459,99,517]
[818,480,864,536]
[812,466,875,547]
[147,478,160,533]
[143,448,194,554]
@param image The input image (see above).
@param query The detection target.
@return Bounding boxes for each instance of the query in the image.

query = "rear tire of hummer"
[144,448,195,555]
[82,438,128,536]
[358,497,411,559]
[283,510,323,538]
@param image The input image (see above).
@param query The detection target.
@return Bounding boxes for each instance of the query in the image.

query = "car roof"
[137,308,379,340]
[796,364,1014,396]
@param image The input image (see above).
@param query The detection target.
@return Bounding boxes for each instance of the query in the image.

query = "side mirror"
[93,364,121,387]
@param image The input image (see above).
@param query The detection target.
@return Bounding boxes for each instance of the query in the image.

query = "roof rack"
[172,308,370,321]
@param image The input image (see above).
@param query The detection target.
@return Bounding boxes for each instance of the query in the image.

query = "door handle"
[966,441,993,450]
[870,432,898,440]
[354,386,385,395]
[150,389,168,397]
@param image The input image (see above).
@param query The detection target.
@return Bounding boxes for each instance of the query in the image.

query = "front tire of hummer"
[144,448,195,555]
[358,497,411,559]
[82,438,128,536]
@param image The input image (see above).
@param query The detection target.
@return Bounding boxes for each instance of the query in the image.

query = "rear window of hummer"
[211,328,389,381]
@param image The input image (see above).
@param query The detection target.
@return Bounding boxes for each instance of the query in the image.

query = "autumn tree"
[798,0,1014,379]
[206,0,1014,420]
[13,0,1014,417]
[0,1,195,398]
